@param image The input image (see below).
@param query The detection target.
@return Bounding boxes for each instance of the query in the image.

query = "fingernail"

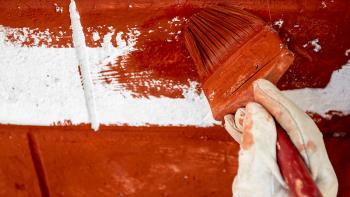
[253,78,281,97]
[235,108,246,130]
[224,114,234,123]
[253,79,271,91]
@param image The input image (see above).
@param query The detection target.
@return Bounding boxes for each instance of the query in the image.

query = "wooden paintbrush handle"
[276,124,322,197]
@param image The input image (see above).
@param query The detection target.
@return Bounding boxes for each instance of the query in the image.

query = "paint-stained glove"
[224,79,338,197]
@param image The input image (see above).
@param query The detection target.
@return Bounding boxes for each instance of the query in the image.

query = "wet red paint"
[0,124,349,196]
[1,0,348,97]
[79,4,202,97]
[249,1,350,89]
[0,1,349,195]
[0,128,42,196]
[75,0,350,98]
[310,112,350,136]
[325,136,350,197]
[0,0,73,47]
[1,0,347,127]
[277,125,322,196]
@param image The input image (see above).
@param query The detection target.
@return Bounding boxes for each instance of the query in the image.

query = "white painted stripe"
[0,24,349,127]
[69,0,99,130]
[0,47,88,125]
[283,62,350,116]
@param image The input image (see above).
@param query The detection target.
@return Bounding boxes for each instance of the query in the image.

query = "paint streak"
[69,0,99,130]
[297,140,317,153]
[0,0,349,125]
[311,112,350,137]
[0,0,73,47]
[242,113,254,150]
[73,0,350,99]
[265,8,350,89]
[1,0,349,98]
[0,1,349,195]
[79,4,201,98]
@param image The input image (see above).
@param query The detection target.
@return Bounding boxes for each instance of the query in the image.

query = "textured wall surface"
[0,0,349,196]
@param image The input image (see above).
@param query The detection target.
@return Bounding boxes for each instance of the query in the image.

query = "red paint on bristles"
[185,5,322,197]
[185,4,294,120]
[185,6,264,79]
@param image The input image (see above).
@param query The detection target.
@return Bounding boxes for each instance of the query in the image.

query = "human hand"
[224,79,338,197]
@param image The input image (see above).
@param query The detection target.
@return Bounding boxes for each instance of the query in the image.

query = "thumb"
[233,102,286,194]
[253,79,338,197]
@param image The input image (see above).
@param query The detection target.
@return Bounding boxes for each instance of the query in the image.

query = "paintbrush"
[185,5,322,197]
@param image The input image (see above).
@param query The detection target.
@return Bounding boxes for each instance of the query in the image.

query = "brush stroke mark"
[69,0,99,131]
[79,5,200,98]
[0,0,73,47]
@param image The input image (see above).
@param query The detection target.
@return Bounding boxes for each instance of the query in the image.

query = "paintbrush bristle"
[185,5,265,79]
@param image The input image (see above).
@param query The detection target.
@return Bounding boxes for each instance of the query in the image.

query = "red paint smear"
[79,4,201,98]
[0,1,348,195]
[0,0,348,96]
[325,137,350,197]
[23,125,239,196]
[310,112,350,136]
[250,2,350,89]
[0,0,348,126]
[0,124,350,196]
[75,0,350,98]
[0,0,73,47]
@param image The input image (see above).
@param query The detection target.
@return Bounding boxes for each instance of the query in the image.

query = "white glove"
[224,79,338,197]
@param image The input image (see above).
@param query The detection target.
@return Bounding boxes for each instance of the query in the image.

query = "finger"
[241,102,286,186]
[253,78,318,167]
[243,102,276,150]
[224,114,242,144]
[253,79,338,196]
[234,108,245,131]
[233,102,286,196]
[316,161,338,197]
